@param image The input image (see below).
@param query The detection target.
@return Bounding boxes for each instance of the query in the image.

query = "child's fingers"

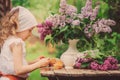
[39,56,45,59]
[41,57,50,60]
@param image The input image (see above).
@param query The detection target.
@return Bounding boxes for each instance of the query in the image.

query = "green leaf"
[45,35,53,45]
[97,60,104,64]
[81,63,90,68]
[59,26,69,33]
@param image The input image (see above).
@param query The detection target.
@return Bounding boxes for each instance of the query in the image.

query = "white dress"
[0,36,28,80]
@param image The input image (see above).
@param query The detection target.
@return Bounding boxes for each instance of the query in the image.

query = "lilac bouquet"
[37,0,116,44]
[74,56,119,71]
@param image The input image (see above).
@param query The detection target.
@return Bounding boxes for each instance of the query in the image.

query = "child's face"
[16,27,35,41]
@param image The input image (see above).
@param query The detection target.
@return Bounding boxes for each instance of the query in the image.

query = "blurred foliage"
[103,0,120,33]
[12,0,30,7]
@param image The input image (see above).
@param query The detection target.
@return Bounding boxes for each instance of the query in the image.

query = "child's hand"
[39,56,45,59]
[34,56,45,63]
[49,58,64,70]
[38,58,50,68]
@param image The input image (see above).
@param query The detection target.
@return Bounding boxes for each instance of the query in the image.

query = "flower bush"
[37,0,116,45]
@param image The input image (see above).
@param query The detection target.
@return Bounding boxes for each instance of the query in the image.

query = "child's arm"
[28,56,45,64]
[10,43,50,75]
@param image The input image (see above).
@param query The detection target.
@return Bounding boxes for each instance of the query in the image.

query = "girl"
[0,6,50,80]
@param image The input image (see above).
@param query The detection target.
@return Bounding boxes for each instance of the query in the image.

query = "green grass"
[27,70,48,80]
[25,39,56,80]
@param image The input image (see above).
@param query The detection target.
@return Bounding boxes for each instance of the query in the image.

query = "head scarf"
[11,6,38,32]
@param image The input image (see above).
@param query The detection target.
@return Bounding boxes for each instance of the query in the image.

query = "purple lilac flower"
[65,5,77,16]
[77,14,84,20]
[102,25,112,33]
[79,0,100,21]
[90,61,99,70]
[103,60,112,69]
[74,56,119,70]
[91,19,116,35]
[111,64,119,70]
[46,14,60,28]
[99,64,108,71]
[59,15,66,27]
[84,0,92,12]
[60,22,66,27]
[101,56,119,70]
[81,0,93,18]
[60,0,77,16]
[77,58,84,63]
[45,20,53,27]
[107,56,118,64]
[72,20,80,26]
[37,20,53,40]
[100,19,116,26]
[84,25,94,38]
[74,62,81,69]
[92,24,100,34]
[90,6,100,20]
[65,18,73,23]
[60,15,66,21]
[103,19,116,26]
[59,0,67,14]
[59,0,78,27]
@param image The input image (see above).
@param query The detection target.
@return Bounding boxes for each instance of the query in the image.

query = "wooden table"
[40,68,120,80]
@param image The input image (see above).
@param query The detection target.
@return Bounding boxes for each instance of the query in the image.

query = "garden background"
[12,0,120,80]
